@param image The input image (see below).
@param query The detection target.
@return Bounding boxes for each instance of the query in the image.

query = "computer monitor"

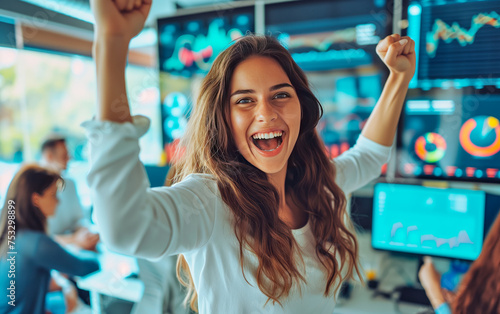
[372,183,486,261]
[407,0,500,89]
[398,93,500,183]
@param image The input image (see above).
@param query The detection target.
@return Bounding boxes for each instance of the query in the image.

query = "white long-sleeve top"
[83,116,391,314]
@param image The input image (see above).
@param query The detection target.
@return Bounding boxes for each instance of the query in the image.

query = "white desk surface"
[76,244,144,303]
[77,270,144,303]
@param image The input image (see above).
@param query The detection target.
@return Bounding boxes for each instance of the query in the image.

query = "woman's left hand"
[376,34,416,80]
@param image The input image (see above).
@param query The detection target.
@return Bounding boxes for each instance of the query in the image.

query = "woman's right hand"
[90,0,152,41]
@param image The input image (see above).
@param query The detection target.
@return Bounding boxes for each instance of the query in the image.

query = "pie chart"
[459,116,500,158]
[415,132,447,163]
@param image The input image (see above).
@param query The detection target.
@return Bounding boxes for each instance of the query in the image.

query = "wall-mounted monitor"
[398,93,500,183]
[407,0,500,89]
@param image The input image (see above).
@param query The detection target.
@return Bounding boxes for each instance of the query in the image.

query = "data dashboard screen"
[407,0,500,89]
[265,0,388,72]
[399,93,500,182]
[157,8,254,77]
[372,183,485,261]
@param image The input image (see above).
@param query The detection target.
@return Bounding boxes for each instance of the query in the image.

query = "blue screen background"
[372,183,485,260]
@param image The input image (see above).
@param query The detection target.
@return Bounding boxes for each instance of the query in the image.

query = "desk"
[76,245,144,313]
[77,270,144,313]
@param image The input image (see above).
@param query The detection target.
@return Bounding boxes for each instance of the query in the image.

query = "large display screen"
[265,0,390,163]
[372,183,485,261]
[157,7,254,163]
[399,93,500,182]
[407,0,500,89]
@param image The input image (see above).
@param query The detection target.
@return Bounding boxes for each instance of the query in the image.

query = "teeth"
[252,131,283,140]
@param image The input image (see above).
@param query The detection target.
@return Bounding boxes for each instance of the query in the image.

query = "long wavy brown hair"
[174,35,361,311]
[0,164,63,256]
[452,210,500,313]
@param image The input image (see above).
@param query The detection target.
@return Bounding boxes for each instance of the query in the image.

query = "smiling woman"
[229,56,301,176]
[86,0,415,313]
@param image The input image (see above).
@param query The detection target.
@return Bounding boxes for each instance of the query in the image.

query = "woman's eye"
[273,92,290,99]
[236,98,253,104]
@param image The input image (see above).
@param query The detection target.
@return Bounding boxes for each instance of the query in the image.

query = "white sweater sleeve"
[334,135,392,195]
[82,116,218,259]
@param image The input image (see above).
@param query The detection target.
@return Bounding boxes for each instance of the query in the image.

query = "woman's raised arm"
[90,0,152,123]
[85,0,218,259]
[361,34,416,146]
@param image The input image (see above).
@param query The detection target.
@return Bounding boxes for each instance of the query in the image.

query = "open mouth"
[251,132,284,152]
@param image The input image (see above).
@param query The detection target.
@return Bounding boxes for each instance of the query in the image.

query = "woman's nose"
[256,99,277,123]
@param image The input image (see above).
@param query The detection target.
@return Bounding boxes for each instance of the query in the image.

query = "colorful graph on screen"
[459,116,500,158]
[265,0,387,72]
[163,22,244,73]
[158,10,254,76]
[399,96,500,182]
[415,132,447,163]
[275,24,380,71]
[408,0,500,88]
[426,11,500,57]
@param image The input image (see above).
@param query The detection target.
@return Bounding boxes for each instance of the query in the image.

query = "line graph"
[390,222,475,250]
[278,29,357,52]
[421,231,473,248]
[426,11,500,57]
[415,0,500,84]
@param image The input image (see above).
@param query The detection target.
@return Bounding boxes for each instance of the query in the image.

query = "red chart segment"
[459,116,500,157]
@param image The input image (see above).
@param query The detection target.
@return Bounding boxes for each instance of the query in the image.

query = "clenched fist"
[376,34,416,80]
[90,0,152,41]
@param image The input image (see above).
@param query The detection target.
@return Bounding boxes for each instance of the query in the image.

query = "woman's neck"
[267,166,308,229]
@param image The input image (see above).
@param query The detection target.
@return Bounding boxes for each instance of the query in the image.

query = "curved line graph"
[390,222,474,249]
[426,11,500,57]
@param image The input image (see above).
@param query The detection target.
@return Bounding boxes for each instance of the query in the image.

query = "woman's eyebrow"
[230,89,255,97]
[230,83,294,98]
[269,83,293,91]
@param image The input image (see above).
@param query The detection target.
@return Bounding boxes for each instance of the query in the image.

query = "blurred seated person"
[40,135,99,251]
[419,210,500,314]
[0,164,100,314]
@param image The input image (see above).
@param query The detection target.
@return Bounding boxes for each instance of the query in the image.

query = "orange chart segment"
[459,116,500,157]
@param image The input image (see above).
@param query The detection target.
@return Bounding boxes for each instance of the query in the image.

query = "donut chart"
[415,132,447,163]
[459,116,500,158]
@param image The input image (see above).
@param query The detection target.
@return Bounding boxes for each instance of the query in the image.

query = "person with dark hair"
[40,135,99,251]
[419,210,500,314]
[0,164,100,314]
[85,0,415,312]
